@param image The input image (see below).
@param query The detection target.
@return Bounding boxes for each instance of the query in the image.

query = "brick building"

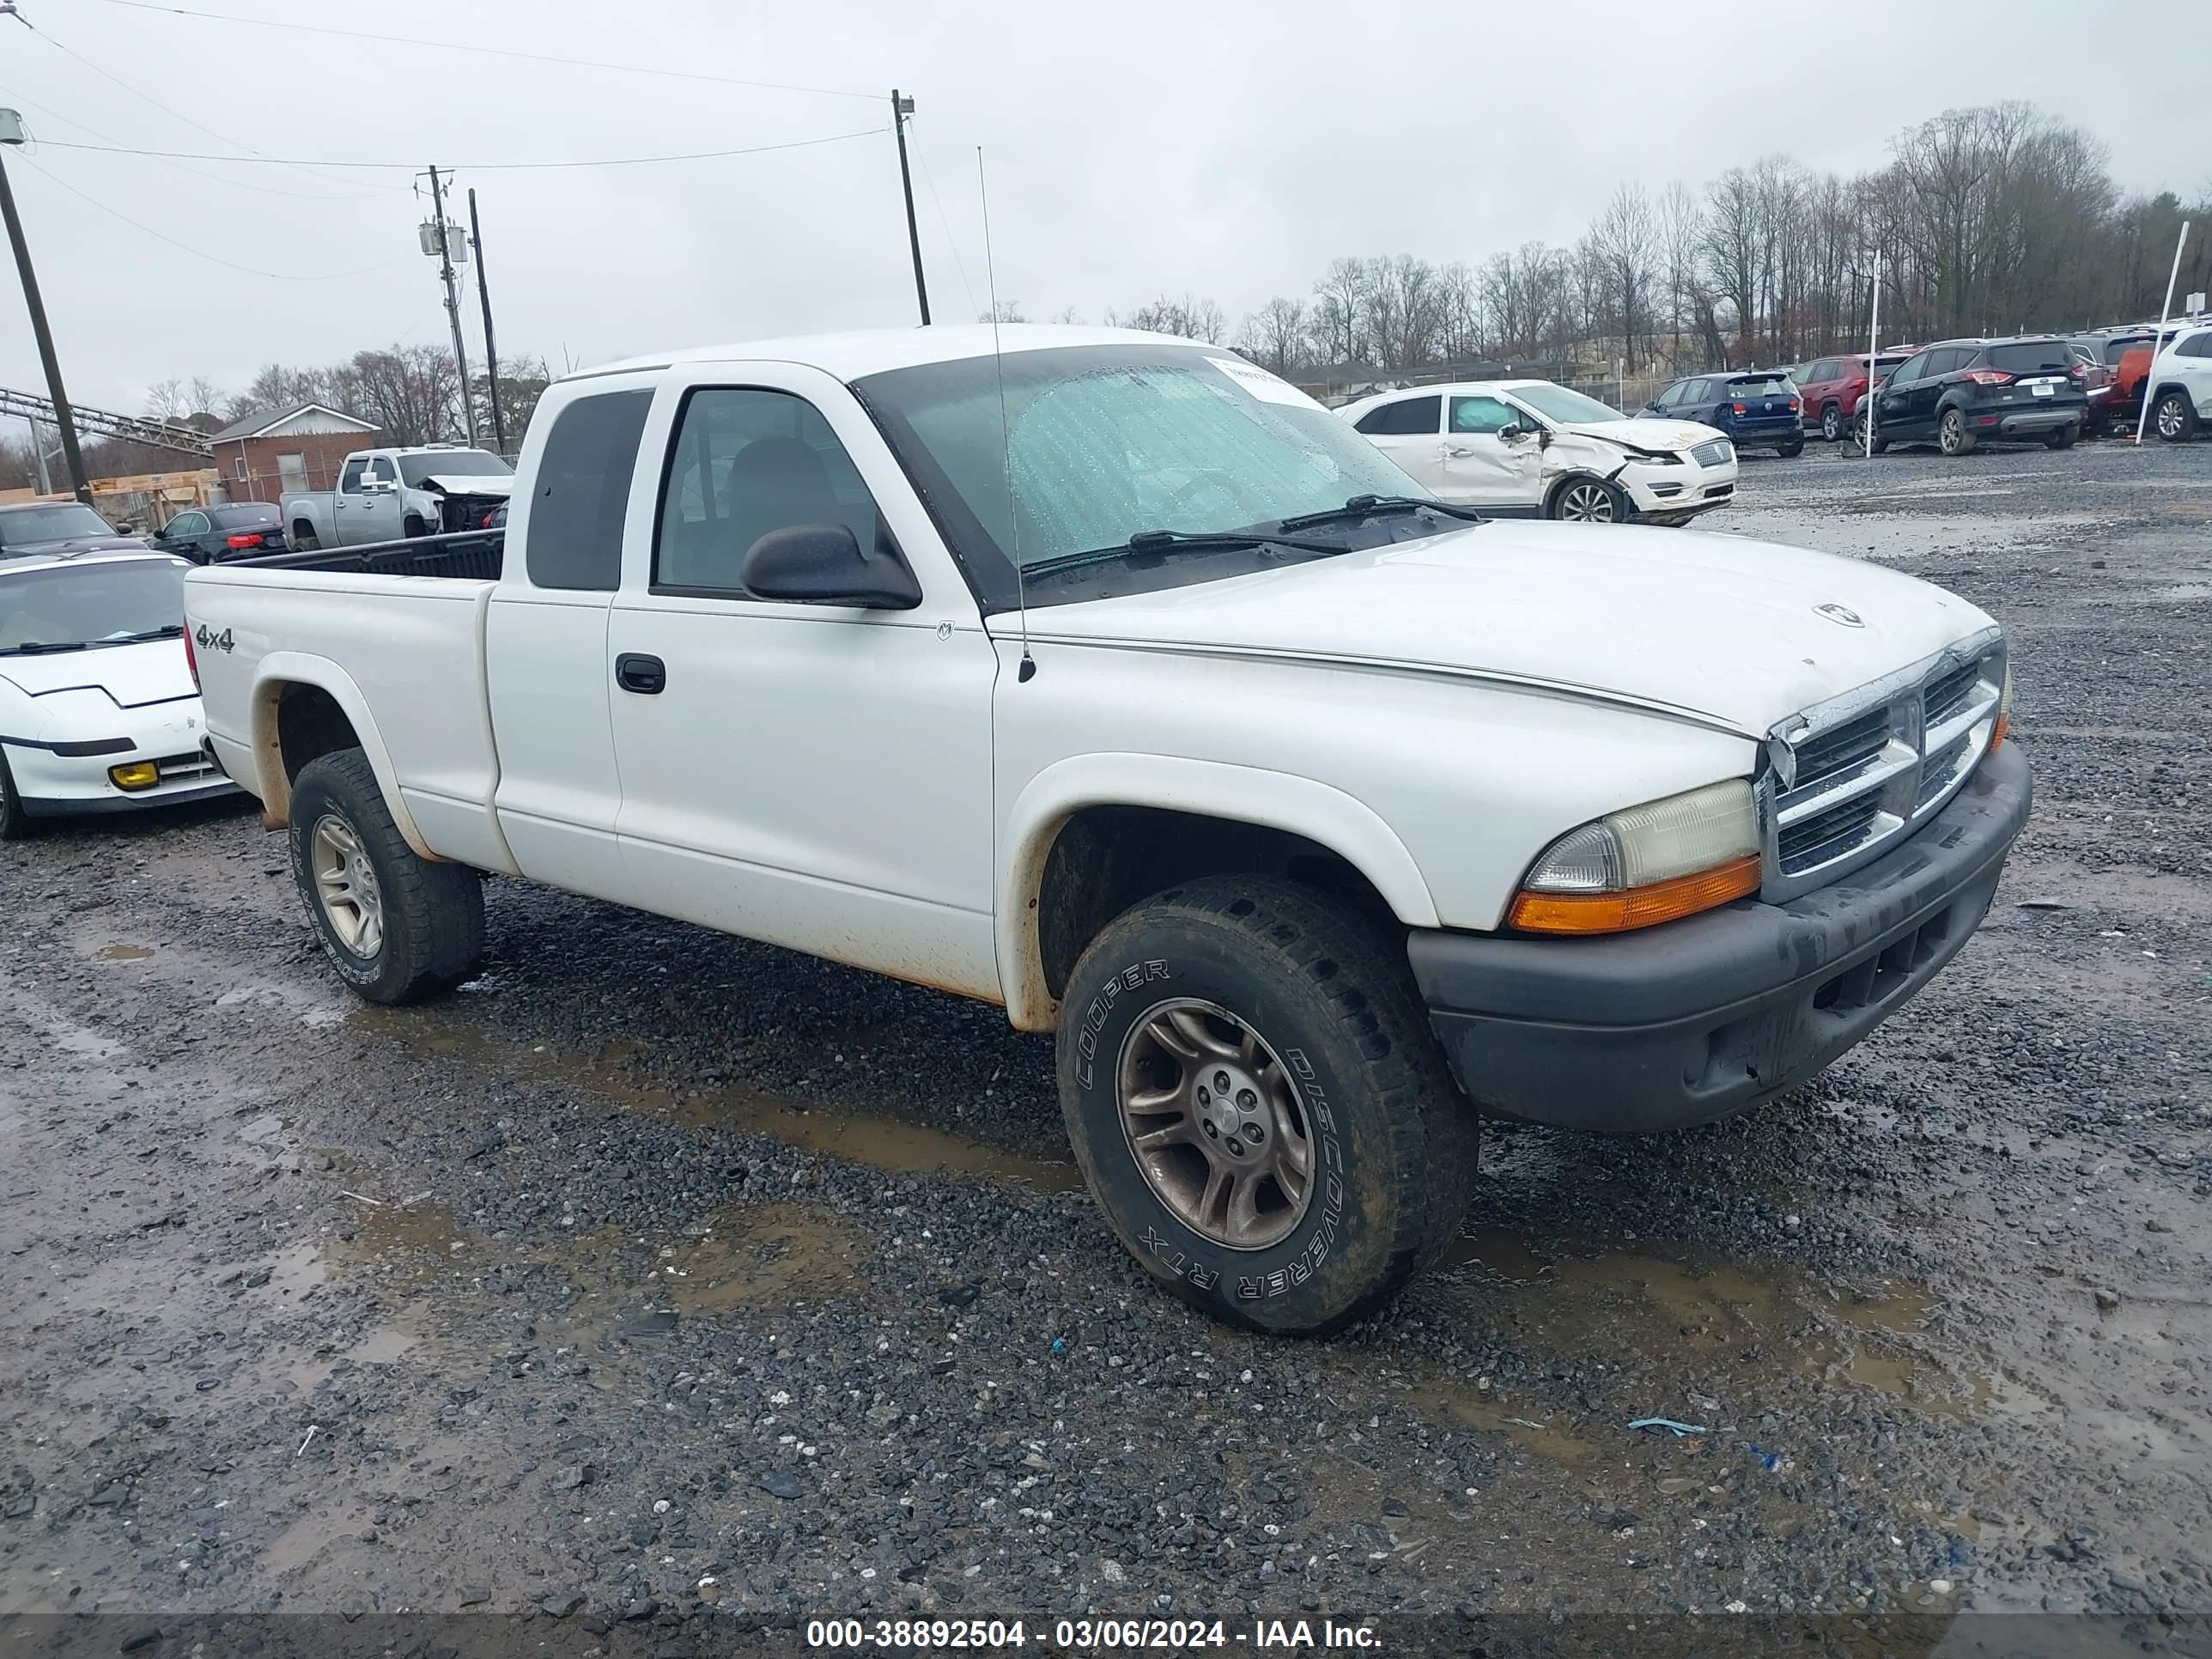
[207,402,380,505]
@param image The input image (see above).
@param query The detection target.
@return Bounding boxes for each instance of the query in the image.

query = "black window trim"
[646,381,906,605]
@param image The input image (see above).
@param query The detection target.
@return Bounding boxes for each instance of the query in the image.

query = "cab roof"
[566,323,1198,386]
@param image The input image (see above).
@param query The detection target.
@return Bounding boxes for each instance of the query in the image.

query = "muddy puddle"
[351,1006,1082,1193]
[1433,1229,1994,1421]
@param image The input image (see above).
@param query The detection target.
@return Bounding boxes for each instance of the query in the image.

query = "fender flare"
[247,652,436,858]
[995,753,1440,1032]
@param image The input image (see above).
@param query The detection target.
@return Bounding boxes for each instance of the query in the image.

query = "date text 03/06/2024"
[804,1618,1382,1649]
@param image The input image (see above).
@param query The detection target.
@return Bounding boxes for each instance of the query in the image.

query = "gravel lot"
[3,438,2209,1648]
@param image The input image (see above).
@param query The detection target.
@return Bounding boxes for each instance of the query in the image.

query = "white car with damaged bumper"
[1341,380,1737,525]
[1,550,235,836]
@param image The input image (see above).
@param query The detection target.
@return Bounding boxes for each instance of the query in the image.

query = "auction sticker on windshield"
[1205,355,1316,408]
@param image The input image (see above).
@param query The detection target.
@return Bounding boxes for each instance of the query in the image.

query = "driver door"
[1438,394,1541,508]
[356,455,403,541]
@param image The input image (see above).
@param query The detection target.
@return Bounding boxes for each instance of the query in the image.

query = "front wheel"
[402,514,428,539]
[1938,407,1976,456]
[1820,404,1844,441]
[289,748,483,1004]
[1057,878,1478,1335]
[2154,390,2199,443]
[1547,477,1626,524]
[0,752,29,841]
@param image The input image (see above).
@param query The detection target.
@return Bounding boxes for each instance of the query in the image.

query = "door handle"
[615,653,666,695]
[1447,445,1476,457]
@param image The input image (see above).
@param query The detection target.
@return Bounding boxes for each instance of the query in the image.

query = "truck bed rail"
[233,528,504,580]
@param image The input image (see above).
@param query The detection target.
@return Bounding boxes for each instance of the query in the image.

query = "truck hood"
[420,474,515,499]
[1560,416,1724,454]
[1016,521,1995,736]
[0,637,197,708]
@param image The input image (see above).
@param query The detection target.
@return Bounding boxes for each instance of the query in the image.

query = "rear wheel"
[291,520,319,550]
[2154,390,2198,443]
[1820,404,1844,441]
[2044,424,2078,450]
[1938,407,1976,456]
[1547,477,1626,524]
[1056,878,1478,1335]
[1777,439,1805,459]
[289,748,483,1004]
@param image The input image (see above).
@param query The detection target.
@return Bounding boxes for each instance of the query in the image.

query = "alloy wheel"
[1558,482,1618,522]
[2156,395,2187,441]
[1940,410,1966,454]
[1115,999,1314,1251]
[309,813,385,958]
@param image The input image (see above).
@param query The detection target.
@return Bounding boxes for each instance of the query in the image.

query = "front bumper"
[4,735,240,819]
[1407,742,2030,1133]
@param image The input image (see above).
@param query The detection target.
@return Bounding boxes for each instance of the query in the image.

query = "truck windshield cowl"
[854,343,1451,612]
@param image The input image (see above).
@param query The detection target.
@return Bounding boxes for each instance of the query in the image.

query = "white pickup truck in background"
[279,445,514,550]
[184,325,2030,1334]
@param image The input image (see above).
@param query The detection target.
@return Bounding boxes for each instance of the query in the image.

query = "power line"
[12,152,418,280]
[35,125,892,173]
[13,11,401,195]
[0,83,400,200]
[79,0,881,101]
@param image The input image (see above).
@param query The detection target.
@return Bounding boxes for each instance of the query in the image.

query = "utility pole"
[467,187,506,454]
[0,113,92,504]
[890,89,928,325]
[425,165,480,448]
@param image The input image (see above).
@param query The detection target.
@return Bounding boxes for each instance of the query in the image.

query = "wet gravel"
[3,436,2209,1643]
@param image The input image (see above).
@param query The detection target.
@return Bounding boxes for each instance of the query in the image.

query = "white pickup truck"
[279,445,515,550]
[185,325,2029,1334]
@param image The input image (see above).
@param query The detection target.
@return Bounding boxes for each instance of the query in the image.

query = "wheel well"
[275,683,362,783]
[292,518,316,540]
[1034,805,1397,1001]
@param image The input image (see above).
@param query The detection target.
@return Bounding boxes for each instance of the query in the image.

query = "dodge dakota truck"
[185,325,2030,1334]
[280,445,514,550]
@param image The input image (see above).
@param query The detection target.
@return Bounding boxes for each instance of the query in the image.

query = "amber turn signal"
[107,761,160,792]
[1990,711,2008,752]
[1507,854,1762,935]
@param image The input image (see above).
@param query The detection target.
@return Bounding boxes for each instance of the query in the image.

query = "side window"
[653,388,888,596]
[2182,332,2212,359]
[1354,395,1441,436]
[168,512,206,538]
[525,389,653,592]
[338,458,368,493]
[1447,395,1516,434]
[1887,354,1925,387]
[365,457,397,486]
[1808,361,1837,384]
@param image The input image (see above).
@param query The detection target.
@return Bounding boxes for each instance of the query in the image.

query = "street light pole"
[0,115,92,504]
[890,89,929,325]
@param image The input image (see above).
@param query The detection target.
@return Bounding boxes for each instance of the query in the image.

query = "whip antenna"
[978,145,1033,683]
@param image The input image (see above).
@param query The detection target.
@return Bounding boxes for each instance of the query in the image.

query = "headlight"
[1508,780,1760,934]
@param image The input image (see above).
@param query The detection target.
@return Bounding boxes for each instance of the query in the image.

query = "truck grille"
[1762,631,2005,901]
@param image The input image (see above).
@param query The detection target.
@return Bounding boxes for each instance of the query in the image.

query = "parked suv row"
[1796,353,1912,443]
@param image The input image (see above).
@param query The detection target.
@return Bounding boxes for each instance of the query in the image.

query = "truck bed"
[235,528,504,580]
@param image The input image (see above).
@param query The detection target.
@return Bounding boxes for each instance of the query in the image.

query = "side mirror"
[112,521,138,536]
[740,522,922,610]
[1495,422,1524,441]
[1642,404,1662,415]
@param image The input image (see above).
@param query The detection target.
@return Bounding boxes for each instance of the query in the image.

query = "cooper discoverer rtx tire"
[289,747,483,1005]
[1056,877,1478,1336]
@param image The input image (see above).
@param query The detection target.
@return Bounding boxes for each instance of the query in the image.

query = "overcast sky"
[3,0,2208,418]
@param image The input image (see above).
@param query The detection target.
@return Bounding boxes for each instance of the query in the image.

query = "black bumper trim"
[1408,743,2031,1133]
[19,779,242,818]
[0,732,136,757]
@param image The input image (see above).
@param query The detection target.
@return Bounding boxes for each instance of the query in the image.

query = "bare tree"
[1309,258,1367,363]
[977,301,1027,323]
[1592,184,1658,371]
[1119,294,1226,343]
[1239,295,1309,375]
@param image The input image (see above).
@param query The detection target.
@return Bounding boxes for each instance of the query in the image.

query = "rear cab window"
[525,390,653,592]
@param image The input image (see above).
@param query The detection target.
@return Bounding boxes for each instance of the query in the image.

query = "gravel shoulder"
[3,439,2208,1638]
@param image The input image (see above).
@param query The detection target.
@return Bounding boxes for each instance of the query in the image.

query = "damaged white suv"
[1342,380,1738,526]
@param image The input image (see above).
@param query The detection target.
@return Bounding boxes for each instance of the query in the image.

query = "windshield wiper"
[1273,495,1488,533]
[106,624,184,643]
[0,640,89,655]
[1024,526,1343,581]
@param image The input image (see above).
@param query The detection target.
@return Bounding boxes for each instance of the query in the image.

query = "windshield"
[398,450,512,487]
[0,556,189,653]
[855,343,1425,611]
[0,503,118,546]
[1507,384,1626,425]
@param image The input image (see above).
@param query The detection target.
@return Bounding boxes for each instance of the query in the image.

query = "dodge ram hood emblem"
[1814,602,1864,628]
